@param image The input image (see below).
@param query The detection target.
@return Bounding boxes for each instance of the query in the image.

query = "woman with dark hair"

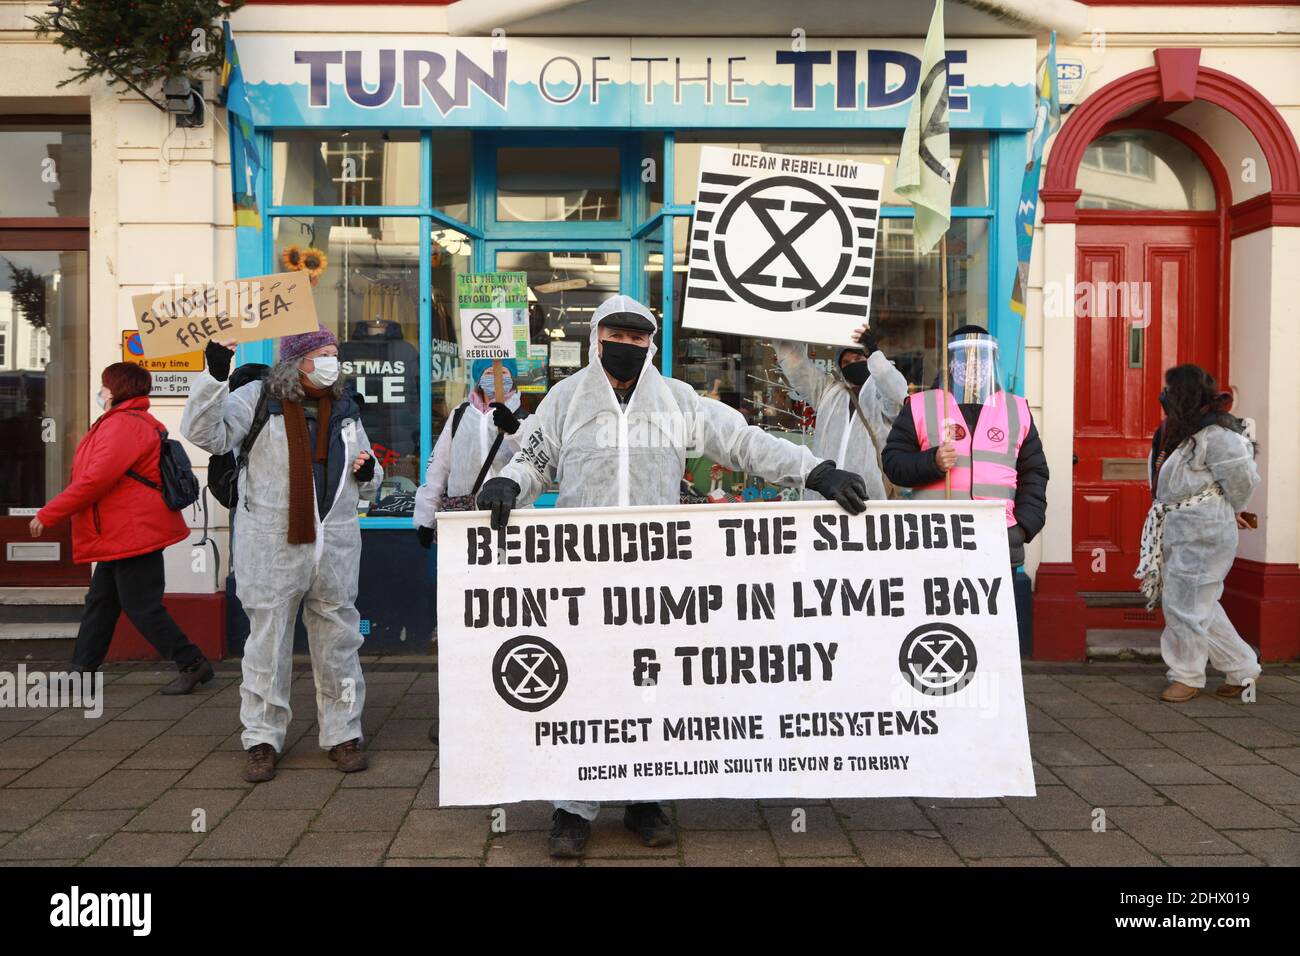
[29,363,212,694]
[1135,364,1260,703]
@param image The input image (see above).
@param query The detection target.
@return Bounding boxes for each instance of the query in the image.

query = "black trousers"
[71,549,204,671]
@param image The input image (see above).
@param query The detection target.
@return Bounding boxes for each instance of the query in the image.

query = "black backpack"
[123,414,202,511]
[207,364,272,510]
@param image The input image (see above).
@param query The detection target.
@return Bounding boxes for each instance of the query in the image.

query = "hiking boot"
[548,809,591,859]
[244,743,278,783]
[161,658,214,696]
[1160,681,1199,703]
[1216,680,1255,699]
[624,802,674,847]
[329,738,369,773]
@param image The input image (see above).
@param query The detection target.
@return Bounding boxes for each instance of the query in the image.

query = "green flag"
[897,0,953,255]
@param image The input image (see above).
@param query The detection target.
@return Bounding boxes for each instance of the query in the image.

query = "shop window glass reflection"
[496,147,621,222]
[0,126,90,218]
[1078,130,1215,211]
[272,130,421,210]
[272,218,421,516]
[429,227,474,443]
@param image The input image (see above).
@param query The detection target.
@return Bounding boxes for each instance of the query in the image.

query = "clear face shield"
[947,333,1001,406]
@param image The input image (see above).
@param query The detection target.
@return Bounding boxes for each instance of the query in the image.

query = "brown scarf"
[283,382,334,545]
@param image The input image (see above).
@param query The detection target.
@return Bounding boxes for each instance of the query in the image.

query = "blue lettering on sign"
[291,44,972,115]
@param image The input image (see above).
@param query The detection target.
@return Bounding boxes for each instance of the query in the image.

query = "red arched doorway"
[1034,50,1300,660]
[1071,121,1230,620]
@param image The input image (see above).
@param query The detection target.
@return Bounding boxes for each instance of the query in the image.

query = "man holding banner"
[476,294,870,857]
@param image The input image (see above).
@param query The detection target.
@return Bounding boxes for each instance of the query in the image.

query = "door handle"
[1072,452,1079,466]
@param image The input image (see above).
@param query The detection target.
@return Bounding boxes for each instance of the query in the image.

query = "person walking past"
[30,362,212,694]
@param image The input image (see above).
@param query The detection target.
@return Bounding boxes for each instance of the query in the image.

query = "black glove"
[354,453,376,483]
[478,477,520,530]
[491,402,520,435]
[856,327,880,356]
[416,525,434,550]
[805,461,868,515]
[205,340,234,382]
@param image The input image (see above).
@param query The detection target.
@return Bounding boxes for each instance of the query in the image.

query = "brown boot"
[329,738,369,773]
[244,743,278,782]
[1160,681,1200,703]
[1216,680,1254,699]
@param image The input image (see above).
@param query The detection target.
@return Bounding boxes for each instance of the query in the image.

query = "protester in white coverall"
[182,326,383,783]
[413,357,528,549]
[774,326,908,501]
[1134,364,1261,704]
[477,294,869,858]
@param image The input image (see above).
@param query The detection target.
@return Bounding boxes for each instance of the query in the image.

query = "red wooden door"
[1072,221,1222,591]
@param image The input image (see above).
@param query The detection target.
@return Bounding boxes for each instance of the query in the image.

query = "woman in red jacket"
[29,362,212,695]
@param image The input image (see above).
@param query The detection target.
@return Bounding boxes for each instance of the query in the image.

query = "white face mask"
[305,355,339,387]
[96,391,110,411]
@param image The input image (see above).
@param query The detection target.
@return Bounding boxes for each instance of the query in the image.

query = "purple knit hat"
[280,324,338,364]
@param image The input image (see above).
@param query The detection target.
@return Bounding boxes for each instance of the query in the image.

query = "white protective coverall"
[413,391,526,531]
[182,370,383,752]
[496,295,824,820]
[774,341,908,501]
[1150,424,1261,689]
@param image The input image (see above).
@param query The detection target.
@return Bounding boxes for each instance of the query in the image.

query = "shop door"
[1071,221,1220,591]
[0,247,90,585]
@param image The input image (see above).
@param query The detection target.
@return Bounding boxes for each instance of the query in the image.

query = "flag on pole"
[221,20,262,233]
[896,0,952,255]
[1009,33,1062,321]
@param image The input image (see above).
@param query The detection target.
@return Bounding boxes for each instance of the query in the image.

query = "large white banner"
[437,500,1034,807]
[683,146,884,348]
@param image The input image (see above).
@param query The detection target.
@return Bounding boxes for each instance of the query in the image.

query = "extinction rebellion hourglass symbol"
[493,636,569,712]
[898,623,979,696]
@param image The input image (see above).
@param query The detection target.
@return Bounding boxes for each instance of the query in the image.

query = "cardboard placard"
[131,272,319,358]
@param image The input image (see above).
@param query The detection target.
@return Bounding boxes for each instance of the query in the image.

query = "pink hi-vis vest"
[909,388,1030,527]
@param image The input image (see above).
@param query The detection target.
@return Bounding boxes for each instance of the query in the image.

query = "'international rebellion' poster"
[437,500,1035,806]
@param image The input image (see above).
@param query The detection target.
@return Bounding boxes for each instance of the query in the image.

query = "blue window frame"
[256,126,1020,528]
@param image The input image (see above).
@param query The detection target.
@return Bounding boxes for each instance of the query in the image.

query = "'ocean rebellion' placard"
[683,146,884,348]
[437,500,1034,806]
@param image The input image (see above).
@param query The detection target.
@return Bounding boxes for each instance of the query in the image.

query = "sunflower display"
[281,245,304,272]
[300,247,328,286]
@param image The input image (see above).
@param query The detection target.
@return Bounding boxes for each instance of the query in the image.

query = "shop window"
[673,131,989,208]
[493,250,631,379]
[429,227,474,443]
[431,132,472,222]
[0,125,90,218]
[496,147,622,221]
[1079,130,1215,211]
[272,130,421,209]
[272,217,421,517]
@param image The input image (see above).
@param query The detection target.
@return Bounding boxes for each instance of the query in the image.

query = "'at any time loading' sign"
[684,146,884,348]
[131,272,319,359]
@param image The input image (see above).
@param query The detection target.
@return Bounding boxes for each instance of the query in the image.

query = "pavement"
[0,659,1297,867]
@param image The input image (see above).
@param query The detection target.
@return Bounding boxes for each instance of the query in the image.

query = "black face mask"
[841,361,871,388]
[1159,388,1169,412]
[600,341,648,382]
